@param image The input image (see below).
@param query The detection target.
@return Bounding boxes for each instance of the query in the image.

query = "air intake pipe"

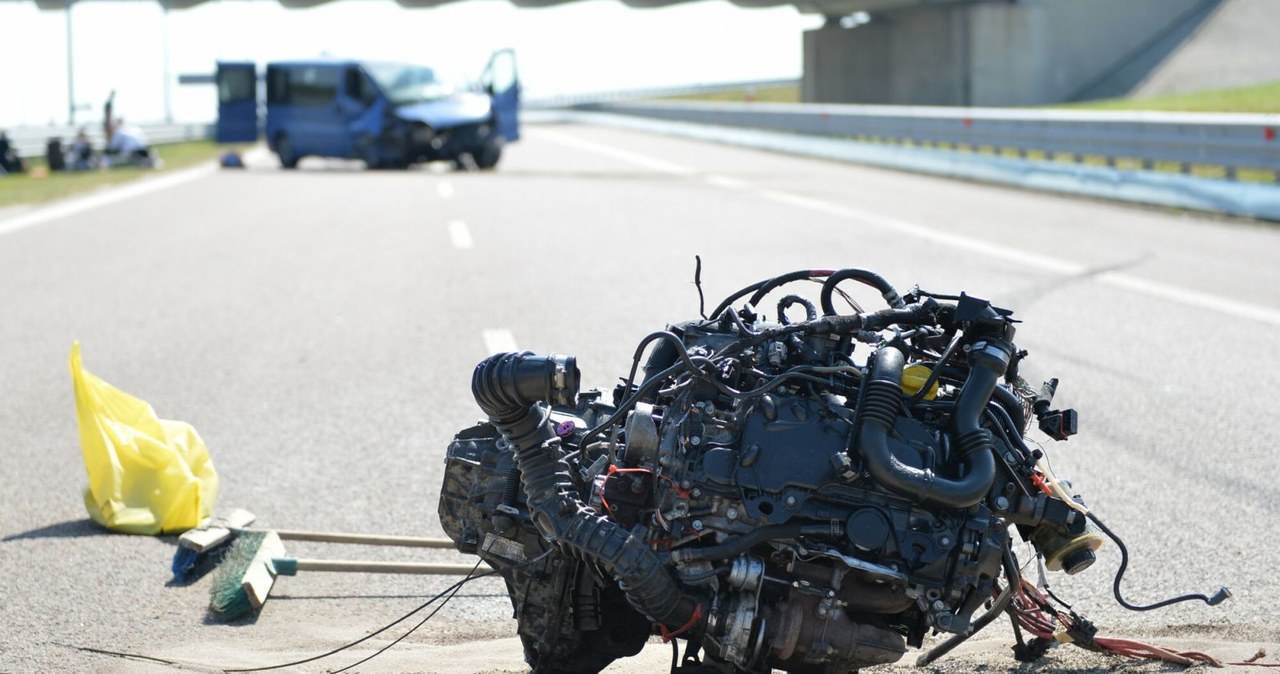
[858,341,1006,509]
[472,352,701,628]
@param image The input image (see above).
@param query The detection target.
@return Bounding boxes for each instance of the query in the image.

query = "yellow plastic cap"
[901,363,939,400]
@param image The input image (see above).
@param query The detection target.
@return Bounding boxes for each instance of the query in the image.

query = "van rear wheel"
[276,135,298,169]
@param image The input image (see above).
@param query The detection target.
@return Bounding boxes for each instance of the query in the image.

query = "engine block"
[439,269,1107,674]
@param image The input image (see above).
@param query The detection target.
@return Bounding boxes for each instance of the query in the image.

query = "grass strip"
[650,80,1280,113]
[0,140,240,209]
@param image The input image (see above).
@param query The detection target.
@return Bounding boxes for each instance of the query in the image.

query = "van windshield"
[365,63,460,104]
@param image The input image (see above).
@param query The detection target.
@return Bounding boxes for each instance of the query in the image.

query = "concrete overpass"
[14,0,1252,113]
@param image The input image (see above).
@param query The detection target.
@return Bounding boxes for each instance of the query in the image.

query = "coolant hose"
[858,345,1000,508]
[472,352,701,628]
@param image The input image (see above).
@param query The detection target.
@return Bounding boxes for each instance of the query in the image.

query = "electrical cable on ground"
[66,550,551,674]
[325,559,483,674]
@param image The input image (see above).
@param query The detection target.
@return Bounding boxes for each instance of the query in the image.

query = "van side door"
[342,65,387,152]
[216,61,258,143]
[481,49,520,142]
[281,64,351,158]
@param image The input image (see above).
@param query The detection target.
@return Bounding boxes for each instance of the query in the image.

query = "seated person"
[70,129,95,171]
[0,130,25,175]
[104,119,155,168]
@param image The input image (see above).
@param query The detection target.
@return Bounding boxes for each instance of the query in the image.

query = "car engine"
[437,267,1223,674]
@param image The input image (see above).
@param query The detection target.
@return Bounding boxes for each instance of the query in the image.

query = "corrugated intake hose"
[858,345,1002,508]
[472,352,702,628]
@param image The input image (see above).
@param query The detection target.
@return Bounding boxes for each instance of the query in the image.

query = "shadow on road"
[2,518,105,542]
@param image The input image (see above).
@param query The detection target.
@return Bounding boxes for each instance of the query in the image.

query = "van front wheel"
[473,137,502,170]
[276,135,299,169]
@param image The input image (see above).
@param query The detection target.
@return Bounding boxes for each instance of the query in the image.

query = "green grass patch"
[649,80,1280,113]
[659,85,801,104]
[0,140,237,210]
[1054,80,1280,114]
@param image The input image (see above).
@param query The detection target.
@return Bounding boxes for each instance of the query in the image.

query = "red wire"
[660,604,703,643]
[1010,579,1280,668]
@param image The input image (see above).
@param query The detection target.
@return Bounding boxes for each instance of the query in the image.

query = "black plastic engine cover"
[735,398,851,489]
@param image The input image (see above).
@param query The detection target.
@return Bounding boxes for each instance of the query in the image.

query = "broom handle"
[247,529,457,549]
[291,559,491,575]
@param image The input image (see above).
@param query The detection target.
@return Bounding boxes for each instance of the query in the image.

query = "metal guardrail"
[5,122,213,160]
[579,100,1280,185]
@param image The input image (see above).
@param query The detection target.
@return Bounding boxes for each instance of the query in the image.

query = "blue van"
[259,51,519,170]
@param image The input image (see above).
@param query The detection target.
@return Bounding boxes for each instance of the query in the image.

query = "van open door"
[216,61,258,143]
[481,49,520,142]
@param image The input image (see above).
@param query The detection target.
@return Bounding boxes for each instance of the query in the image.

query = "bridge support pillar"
[802,0,1216,106]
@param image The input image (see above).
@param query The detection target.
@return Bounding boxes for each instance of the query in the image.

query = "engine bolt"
[994,496,1010,511]
[726,508,739,520]
[785,495,797,508]
[690,436,702,446]
[939,536,951,547]
[691,519,704,531]
[691,488,703,498]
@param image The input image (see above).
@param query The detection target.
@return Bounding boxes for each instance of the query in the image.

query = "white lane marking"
[0,162,217,238]
[483,329,519,354]
[548,132,1280,326]
[533,128,696,176]
[448,220,473,249]
[705,174,750,190]
[755,189,1280,325]
[756,189,1086,276]
[1094,271,1280,327]
[437,182,455,198]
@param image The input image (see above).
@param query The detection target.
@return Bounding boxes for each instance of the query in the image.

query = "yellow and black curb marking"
[849,134,1278,185]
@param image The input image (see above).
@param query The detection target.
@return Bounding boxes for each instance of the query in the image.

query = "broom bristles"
[208,530,267,620]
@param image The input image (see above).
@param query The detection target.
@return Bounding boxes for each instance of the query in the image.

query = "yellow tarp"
[70,342,218,534]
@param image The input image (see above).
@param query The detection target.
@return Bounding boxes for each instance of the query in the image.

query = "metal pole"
[66,0,74,126]
[162,0,172,122]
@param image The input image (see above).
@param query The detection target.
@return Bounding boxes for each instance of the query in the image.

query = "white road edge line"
[483,329,519,355]
[438,182,455,198]
[449,220,473,249]
[0,161,218,238]
[543,130,1280,327]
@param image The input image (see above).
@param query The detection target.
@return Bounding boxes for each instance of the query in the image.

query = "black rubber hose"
[989,383,1028,434]
[776,295,818,325]
[708,269,829,320]
[668,523,839,564]
[640,333,682,384]
[857,346,997,508]
[819,268,905,316]
[472,352,701,628]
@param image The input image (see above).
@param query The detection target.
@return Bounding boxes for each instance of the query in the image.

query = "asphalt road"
[1,122,1278,674]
